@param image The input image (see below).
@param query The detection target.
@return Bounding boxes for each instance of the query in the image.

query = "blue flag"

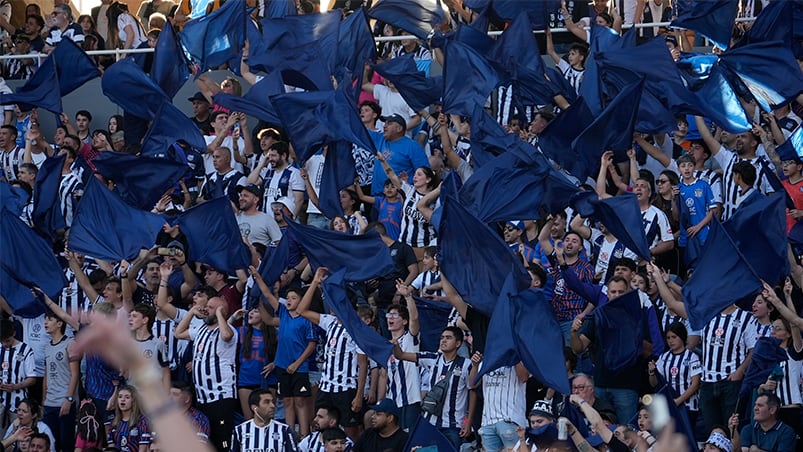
[592,194,652,261]
[721,193,788,286]
[0,182,27,216]
[472,274,520,383]
[335,8,377,83]
[371,56,443,112]
[0,56,62,114]
[413,296,453,352]
[578,24,624,115]
[318,142,357,219]
[51,38,101,96]
[0,210,66,317]
[31,154,66,242]
[468,103,521,168]
[719,41,803,111]
[258,11,340,74]
[539,98,594,174]
[740,337,789,397]
[542,169,581,213]
[438,196,531,316]
[776,125,803,162]
[545,66,578,104]
[140,101,208,157]
[283,219,394,282]
[592,290,644,372]
[488,0,560,30]
[247,237,291,309]
[173,196,252,274]
[92,152,189,211]
[102,59,169,120]
[150,22,189,99]
[403,415,458,452]
[458,148,551,223]
[671,0,738,49]
[368,0,446,40]
[180,0,247,73]
[321,268,393,366]
[214,71,284,125]
[737,0,801,54]
[265,0,297,17]
[681,61,751,132]
[682,219,762,331]
[443,41,499,116]
[69,178,165,262]
[571,78,643,182]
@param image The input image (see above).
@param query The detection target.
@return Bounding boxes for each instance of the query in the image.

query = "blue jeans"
[438,426,461,447]
[480,420,519,452]
[43,404,76,451]
[595,387,638,426]
[306,213,330,229]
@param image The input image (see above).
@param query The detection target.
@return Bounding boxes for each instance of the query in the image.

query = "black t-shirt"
[354,427,409,452]
[376,241,417,305]
[190,115,213,135]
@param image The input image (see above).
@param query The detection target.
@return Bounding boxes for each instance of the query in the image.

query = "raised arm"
[240,41,258,85]
[397,282,419,336]
[635,134,672,168]
[545,28,562,65]
[416,184,440,222]
[572,394,613,443]
[65,251,101,303]
[248,265,280,312]
[296,267,326,325]
[561,4,588,41]
[538,217,556,256]
[694,116,722,157]
[156,263,179,320]
[376,152,401,188]
[300,168,321,211]
[596,151,615,199]
[647,263,687,319]
[765,280,803,330]
[570,213,592,241]
[39,290,80,331]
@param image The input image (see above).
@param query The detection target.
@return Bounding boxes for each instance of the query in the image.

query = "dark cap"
[187,92,209,104]
[529,399,555,420]
[237,183,263,199]
[370,398,401,418]
[380,114,407,130]
[166,240,184,252]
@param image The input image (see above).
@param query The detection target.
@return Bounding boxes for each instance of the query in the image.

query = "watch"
[66,396,74,402]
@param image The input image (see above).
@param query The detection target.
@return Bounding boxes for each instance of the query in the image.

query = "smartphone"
[157,247,177,257]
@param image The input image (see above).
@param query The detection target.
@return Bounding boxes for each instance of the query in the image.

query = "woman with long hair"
[648,321,702,428]
[107,385,151,452]
[106,2,146,52]
[77,14,105,50]
[230,307,277,420]
[2,399,56,451]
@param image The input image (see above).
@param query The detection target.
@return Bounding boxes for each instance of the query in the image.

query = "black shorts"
[277,369,311,398]
[315,388,361,426]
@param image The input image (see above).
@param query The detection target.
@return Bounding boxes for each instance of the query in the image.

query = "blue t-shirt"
[273,303,318,372]
[109,416,150,452]
[376,195,403,241]
[370,130,429,195]
[740,421,796,452]
[238,327,274,386]
[678,178,716,246]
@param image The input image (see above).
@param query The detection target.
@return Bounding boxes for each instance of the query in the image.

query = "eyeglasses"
[504,227,518,232]
[572,384,589,391]
[656,179,670,184]
[782,160,800,166]
[385,312,400,319]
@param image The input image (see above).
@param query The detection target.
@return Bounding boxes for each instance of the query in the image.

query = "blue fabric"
[403,415,458,452]
[592,194,652,261]
[671,0,739,49]
[542,169,580,214]
[719,41,803,111]
[265,0,297,17]
[31,154,66,242]
[258,11,340,75]
[776,124,803,162]
[539,98,594,173]
[173,196,252,274]
[578,24,623,115]
[687,62,751,133]
[318,141,357,219]
[283,219,394,282]
[485,0,560,30]
[371,56,443,112]
[0,209,66,317]
[50,38,101,96]
[247,238,291,309]
[681,219,762,331]
[368,0,446,40]
[247,41,334,91]
[0,56,62,114]
[721,193,788,286]
[214,70,284,126]
[736,0,803,56]
[102,59,168,120]
[467,103,521,168]
[653,375,700,452]
[740,337,788,397]
[335,8,377,85]
[0,181,27,216]
[150,23,189,99]
[179,0,247,73]
[69,178,165,261]
[413,296,452,352]
[571,78,643,182]
[92,152,189,211]
[438,196,531,316]
[442,41,499,117]
[458,147,551,223]
[369,131,429,195]
[321,269,393,367]
[592,290,644,373]
[140,101,208,157]
[545,66,578,104]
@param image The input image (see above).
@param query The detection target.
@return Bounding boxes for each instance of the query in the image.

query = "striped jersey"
[713,147,776,221]
[387,331,421,407]
[747,317,772,341]
[1,146,23,181]
[481,365,527,427]
[398,182,438,248]
[231,419,297,452]
[298,431,354,452]
[655,349,702,411]
[417,353,471,428]
[152,309,188,370]
[775,349,803,406]
[189,323,238,404]
[0,341,35,413]
[701,309,755,382]
[59,171,83,227]
[318,314,363,393]
[59,259,97,318]
[108,416,151,452]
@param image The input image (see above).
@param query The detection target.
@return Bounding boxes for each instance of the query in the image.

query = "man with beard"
[235,183,282,247]
[298,405,354,452]
[231,390,297,452]
[175,296,237,452]
[246,141,304,218]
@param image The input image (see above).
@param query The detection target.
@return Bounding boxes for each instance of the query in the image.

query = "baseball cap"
[187,92,209,103]
[237,183,263,199]
[705,432,732,452]
[529,400,555,420]
[166,240,184,252]
[370,398,401,418]
[506,220,525,231]
[380,114,406,130]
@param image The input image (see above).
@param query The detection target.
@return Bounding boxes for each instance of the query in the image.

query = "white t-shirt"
[373,84,416,123]
[203,136,246,174]
[117,13,146,48]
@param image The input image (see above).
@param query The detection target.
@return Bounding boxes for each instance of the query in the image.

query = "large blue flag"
[150,22,189,99]
[571,78,643,182]
[737,0,803,56]
[438,196,531,316]
[248,42,334,91]
[682,219,762,330]
[140,101,208,157]
[259,11,340,73]
[335,8,376,84]
[247,237,291,309]
[317,142,357,219]
[490,0,560,30]
[592,290,644,372]
[676,58,751,132]
[0,56,62,114]
[69,178,165,262]
[372,56,443,112]
[539,98,594,174]
[740,337,789,397]
[403,415,458,452]
[542,169,581,213]
[265,0,297,17]
[92,152,189,211]
[283,219,394,282]
[214,71,283,125]
[102,59,169,120]
[0,182,27,216]
[721,193,788,286]
[578,24,624,115]
[671,0,739,49]
[321,269,393,366]
[458,148,551,223]
[51,38,101,95]
[0,210,66,317]
[468,103,521,168]
[443,41,499,116]
[180,0,247,73]
[776,125,803,162]
[719,41,803,111]
[173,196,252,274]
[413,296,453,352]
[368,0,446,40]
[31,154,66,242]
[592,194,652,261]
[472,274,520,383]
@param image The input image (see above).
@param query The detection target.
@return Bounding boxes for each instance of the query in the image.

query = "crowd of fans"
[0,0,802,451]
